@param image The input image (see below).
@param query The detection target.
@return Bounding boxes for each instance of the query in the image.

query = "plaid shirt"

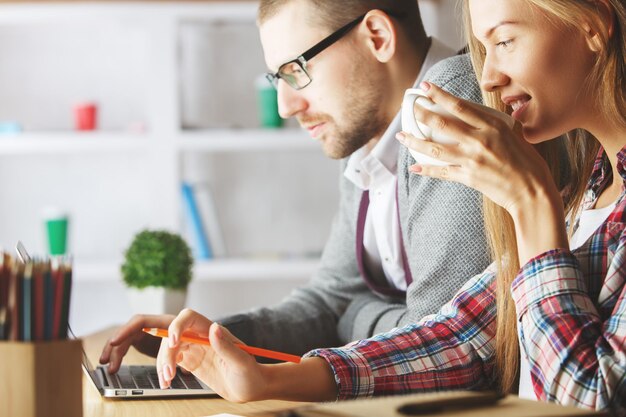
[306,147,626,414]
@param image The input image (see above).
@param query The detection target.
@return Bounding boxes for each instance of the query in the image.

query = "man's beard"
[317,79,388,159]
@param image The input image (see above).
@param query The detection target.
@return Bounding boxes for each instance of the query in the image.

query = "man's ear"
[359,9,397,63]
[582,0,615,52]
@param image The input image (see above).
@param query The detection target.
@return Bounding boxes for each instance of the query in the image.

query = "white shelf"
[73,257,319,283]
[0,132,150,154]
[0,2,259,23]
[0,129,318,154]
[179,129,317,152]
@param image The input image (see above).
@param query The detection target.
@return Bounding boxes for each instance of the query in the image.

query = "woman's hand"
[155,308,272,402]
[156,308,338,403]
[397,82,568,264]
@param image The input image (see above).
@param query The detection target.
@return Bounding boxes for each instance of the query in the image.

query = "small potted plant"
[122,229,193,315]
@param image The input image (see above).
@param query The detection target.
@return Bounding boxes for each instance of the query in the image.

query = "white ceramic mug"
[401,88,515,166]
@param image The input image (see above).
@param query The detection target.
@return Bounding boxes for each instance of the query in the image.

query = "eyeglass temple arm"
[299,10,403,63]
[300,14,366,62]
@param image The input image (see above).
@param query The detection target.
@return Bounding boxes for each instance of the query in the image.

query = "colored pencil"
[58,262,72,339]
[21,262,33,341]
[142,327,302,364]
[43,262,54,340]
[33,264,45,341]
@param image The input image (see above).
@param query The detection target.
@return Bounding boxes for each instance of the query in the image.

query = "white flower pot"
[127,287,187,315]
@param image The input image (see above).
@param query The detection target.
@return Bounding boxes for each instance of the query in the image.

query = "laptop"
[73,326,216,398]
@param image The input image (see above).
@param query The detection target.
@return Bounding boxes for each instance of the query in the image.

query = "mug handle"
[401,89,428,139]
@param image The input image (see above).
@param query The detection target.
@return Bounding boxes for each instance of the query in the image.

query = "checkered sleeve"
[512,247,626,412]
[304,270,499,400]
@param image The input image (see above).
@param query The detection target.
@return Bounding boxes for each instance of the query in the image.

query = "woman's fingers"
[209,323,253,365]
[409,163,465,184]
[419,82,505,131]
[176,344,207,373]
[396,131,464,166]
[156,338,172,388]
[168,308,213,348]
[156,309,213,388]
[410,99,476,147]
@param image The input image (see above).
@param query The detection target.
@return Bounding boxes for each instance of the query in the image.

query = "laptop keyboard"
[110,366,203,390]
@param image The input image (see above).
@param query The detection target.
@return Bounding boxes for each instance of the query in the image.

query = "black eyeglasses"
[265,13,368,91]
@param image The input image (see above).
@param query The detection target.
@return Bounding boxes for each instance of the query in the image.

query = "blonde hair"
[463,0,626,393]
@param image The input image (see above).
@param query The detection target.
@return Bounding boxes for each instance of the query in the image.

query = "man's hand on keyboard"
[99,314,175,374]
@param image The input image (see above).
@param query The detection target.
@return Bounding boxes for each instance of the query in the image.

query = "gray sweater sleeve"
[339,55,492,339]
[218,168,375,356]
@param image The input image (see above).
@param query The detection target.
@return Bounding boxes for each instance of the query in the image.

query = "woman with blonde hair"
[154,0,626,413]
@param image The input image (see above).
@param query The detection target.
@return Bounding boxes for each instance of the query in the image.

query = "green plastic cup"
[255,75,283,128]
[44,209,69,255]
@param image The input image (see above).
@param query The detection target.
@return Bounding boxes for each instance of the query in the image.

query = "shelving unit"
[0,1,339,283]
[0,129,315,154]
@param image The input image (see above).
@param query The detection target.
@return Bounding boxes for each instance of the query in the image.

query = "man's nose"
[276,80,308,118]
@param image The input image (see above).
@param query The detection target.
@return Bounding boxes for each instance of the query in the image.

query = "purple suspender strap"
[355,184,413,297]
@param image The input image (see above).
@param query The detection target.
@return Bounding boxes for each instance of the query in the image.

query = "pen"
[396,391,505,415]
[142,327,302,364]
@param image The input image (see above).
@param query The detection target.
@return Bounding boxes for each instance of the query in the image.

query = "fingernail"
[214,324,222,338]
[396,132,406,142]
[420,81,431,91]
[163,364,173,381]
[169,333,177,348]
[410,165,423,174]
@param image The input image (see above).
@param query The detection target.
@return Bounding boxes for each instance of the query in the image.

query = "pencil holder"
[0,339,83,417]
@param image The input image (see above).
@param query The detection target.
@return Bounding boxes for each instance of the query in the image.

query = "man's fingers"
[106,315,147,346]
[99,341,113,364]
[106,343,132,374]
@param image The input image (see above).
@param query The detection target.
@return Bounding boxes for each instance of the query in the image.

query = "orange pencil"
[142,327,302,364]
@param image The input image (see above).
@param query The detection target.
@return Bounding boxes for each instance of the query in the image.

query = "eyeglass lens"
[277,61,311,89]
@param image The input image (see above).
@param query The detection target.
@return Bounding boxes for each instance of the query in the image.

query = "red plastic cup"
[74,102,98,131]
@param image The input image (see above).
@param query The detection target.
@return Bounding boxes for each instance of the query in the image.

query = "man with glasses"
[100,0,487,372]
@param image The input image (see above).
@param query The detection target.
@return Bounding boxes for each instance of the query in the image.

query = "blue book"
[181,182,212,259]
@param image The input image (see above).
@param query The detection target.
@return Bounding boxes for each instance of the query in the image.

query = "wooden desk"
[82,327,301,417]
